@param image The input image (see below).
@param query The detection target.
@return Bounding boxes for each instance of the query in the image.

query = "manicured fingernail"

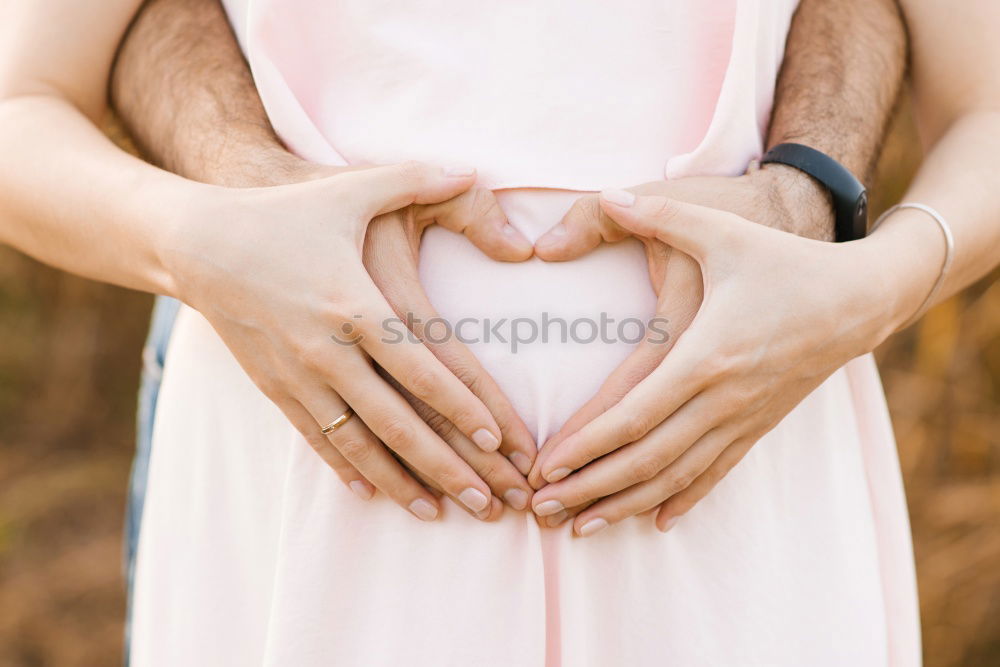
[409,498,439,521]
[349,480,374,500]
[459,487,490,512]
[472,428,501,452]
[533,499,564,516]
[601,188,636,207]
[578,518,608,537]
[509,452,532,476]
[503,488,529,511]
[545,510,569,527]
[443,164,476,177]
[545,467,571,483]
[659,517,679,533]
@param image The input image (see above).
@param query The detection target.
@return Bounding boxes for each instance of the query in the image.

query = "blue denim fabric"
[124,295,181,662]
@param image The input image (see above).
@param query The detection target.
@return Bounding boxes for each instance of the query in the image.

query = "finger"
[337,161,478,219]
[535,335,706,483]
[655,436,757,531]
[364,219,537,472]
[571,426,736,537]
[531,393,714,515]
[414,186,533,261]
[274,396,375,500]
[353,282,504,453]
[533,193,630,261]
[330,353,495,516]
[299,389,443,521]
[528,252,701,487]
[599,190,743,259]
[383,372,534,512]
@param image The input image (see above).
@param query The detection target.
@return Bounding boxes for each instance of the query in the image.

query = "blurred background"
[0,102,998,666]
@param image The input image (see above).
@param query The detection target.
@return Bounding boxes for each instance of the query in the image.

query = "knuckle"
[474,459,501,485]
[254,376,282,400]
[406,366,441,400]
[430,464,463,492]
[379,418,416,452]
[425,410,459,442]
[665,468,698,495]
[470,186,501,220]
[648,197,683,222]
[396,160,427,183]
[630,455,662,482]
[619,413,652,443]
[336,436,373,465]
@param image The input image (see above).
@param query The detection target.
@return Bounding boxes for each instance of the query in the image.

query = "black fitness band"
[760,142,868,243]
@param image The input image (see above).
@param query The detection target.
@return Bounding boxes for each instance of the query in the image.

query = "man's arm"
[111,0,305,187]
[761,0,907,240]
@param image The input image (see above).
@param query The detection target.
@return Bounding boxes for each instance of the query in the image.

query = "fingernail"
[503,488,529,511]
[409,498,439,521]
[545,467,571,483]
[509,452,532,476]
[545,510,569,527]
[533,499,565,516]
[349,480,374,500]
[443,164,476,177]
[472,428,501,452]
[601,188,636,207]
[459,487,490,512]
[578,517,608,537]
[659,516,679,533]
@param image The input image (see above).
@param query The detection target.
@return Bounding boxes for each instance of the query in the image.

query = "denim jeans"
[124,295,181,662]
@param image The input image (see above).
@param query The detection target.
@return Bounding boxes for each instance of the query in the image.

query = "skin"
[109,0,906,527]
[528,0,908,525]
[0,0,538,524]
[109,0,538,519]
[529,1,1000,537]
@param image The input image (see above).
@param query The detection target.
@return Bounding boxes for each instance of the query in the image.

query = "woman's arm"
[0,1,528,522]
[872,0,1000,321]
[528,0,1000,534]
[0,0,186,294]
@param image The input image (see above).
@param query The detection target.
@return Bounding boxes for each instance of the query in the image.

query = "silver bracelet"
[870,202,956,330]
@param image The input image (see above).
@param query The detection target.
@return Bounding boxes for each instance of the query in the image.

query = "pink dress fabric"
[130,2,922,665]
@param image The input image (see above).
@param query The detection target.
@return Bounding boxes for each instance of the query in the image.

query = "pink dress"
[130,1,921,665]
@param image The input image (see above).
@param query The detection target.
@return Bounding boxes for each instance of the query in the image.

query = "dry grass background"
[0,105,997,666]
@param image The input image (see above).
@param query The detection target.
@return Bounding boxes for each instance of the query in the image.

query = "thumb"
[534,193,631,261]
[337,161,478,219]
[599,189,736,259]
[413,186,534,262]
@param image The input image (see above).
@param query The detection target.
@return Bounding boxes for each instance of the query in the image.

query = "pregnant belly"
[419,189,658,445]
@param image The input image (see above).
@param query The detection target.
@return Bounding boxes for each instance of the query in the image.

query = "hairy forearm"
[763,0,906,240]
[111,0,303,186]
[770,0,905,179]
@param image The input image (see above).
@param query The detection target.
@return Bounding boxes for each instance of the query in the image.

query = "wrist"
[749,162,835,241]
[154,177,230,303]
[861,207,949,335]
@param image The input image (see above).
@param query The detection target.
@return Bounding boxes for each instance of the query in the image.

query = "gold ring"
[320,407,355,435]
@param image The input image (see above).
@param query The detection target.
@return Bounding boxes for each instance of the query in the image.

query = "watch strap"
[760,142,868,242]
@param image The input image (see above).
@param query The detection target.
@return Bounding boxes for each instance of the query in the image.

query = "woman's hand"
[526,171,831,525]
[528,190,902,536]
[163,162,535,521]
